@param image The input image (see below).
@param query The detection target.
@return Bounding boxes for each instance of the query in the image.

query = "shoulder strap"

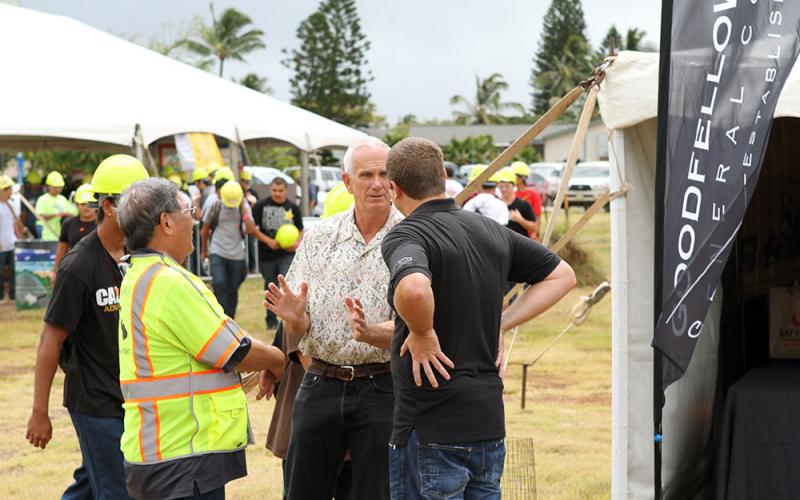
[210,200,223,231]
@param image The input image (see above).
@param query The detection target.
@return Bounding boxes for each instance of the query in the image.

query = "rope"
[526,281,611,367]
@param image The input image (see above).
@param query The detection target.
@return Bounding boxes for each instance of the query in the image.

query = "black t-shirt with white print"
[45,231,125,417]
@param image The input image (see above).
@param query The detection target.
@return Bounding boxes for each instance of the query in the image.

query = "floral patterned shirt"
[286,206,404,365]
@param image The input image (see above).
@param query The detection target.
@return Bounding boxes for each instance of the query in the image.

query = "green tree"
[26,151,113,177]
[535,34,593,112]
[450,73,525,125]
[594,26,648,64]
[283,0,374,127]
[441,135,497,165]
[179,4,265,77]
[530,0,591,114]
[237,73,271,94]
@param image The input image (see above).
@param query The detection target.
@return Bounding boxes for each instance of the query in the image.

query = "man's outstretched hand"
[400,329,454,388]
[263,275,308,328]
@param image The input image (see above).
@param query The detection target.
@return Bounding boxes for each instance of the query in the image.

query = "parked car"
[566,161,610,209]
[247,166,300,204]
[284,166,343,193]
[529,162,564,201]
[284,165,344,215]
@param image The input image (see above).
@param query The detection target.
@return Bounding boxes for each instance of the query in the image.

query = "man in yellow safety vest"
[116,177,285,500]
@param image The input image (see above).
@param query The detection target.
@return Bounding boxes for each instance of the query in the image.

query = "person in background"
[511,161,543,220]
[64,170,86,201]
[382,137,575,499]
[26,154,150,500]
[462,168,509,225]
[0,175,21,305]
[497,168,538,239]
[53,184,98,275]
[444,164,463,198]
[21,170,43,238]
[201,179,267,319]
[252,177,304,329]
[35,171,77,241]
[239,168,259,273]
[189,167,213,221]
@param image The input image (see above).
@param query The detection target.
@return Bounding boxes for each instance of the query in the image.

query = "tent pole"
[654,0,675,498]
[299,150,310,217]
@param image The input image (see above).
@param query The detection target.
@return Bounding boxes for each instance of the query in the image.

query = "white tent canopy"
[600,51,800,498]
[0,4,365,152]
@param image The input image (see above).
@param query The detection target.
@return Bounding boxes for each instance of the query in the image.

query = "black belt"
[308,358,391,382]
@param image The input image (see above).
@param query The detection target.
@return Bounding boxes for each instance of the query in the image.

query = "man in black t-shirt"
[26,155,149,500]
[380,138,576,499]
[251,177,303,329]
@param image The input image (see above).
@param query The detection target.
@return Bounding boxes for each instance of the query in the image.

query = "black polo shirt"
[381,198,561,445]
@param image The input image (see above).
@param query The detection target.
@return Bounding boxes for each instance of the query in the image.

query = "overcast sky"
[20,0,661,123]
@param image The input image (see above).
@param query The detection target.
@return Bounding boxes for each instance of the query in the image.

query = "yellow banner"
[188,132,224,171]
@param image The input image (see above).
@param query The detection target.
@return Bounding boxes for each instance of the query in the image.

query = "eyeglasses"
[175,206,196,217]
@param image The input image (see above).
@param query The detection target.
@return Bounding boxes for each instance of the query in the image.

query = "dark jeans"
[61,464,91,500]
[282,459,352,500]
[66,410,129,500]
[388,430,505,500]
[286,371,394,500]
[260,254,294,328]
[210,254,246,319]
[0,250,14,300]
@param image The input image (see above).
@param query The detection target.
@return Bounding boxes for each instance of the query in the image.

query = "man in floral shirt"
[264,136,401,500]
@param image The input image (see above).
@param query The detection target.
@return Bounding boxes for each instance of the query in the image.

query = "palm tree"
[536,35,593,106]
[449,73,526,125]
[179,4,265,77]
[237,73,271,94]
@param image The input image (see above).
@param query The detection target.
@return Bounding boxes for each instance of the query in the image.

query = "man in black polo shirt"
[381,137,576,499]
[26,155,149,500]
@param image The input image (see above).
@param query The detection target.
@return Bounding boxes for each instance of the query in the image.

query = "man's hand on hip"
[400,329,454,388]
[263,275,308,331]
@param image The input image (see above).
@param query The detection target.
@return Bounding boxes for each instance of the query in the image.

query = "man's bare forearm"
[500,260,576,333]
[363,320,394,350]
[283,312,311,342]
[32,325,69,414]
[394,273,435,334]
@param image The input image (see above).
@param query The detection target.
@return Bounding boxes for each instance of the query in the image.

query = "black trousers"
[286,371,393,500]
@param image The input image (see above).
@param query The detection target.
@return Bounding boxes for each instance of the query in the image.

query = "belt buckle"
[340,365,355,381]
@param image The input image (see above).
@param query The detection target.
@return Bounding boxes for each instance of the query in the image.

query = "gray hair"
[117,178,181,250]
[342,136,389,175]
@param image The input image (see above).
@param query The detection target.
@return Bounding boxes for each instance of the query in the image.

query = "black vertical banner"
[655,0,800,390]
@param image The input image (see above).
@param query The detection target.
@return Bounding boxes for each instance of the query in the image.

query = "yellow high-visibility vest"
[118,253,252,464]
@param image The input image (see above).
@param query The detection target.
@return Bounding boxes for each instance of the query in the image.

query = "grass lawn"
[0,210,611,499]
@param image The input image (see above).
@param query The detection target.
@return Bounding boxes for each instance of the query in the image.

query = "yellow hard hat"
[161,165,176,178]
[511,161,530,178]
[239,168,253,182]
[275,224,300,249]
[468,165,486,182]
[493,168,517,184]
[73,183,97,204]
[25,170,43,184]
[214,166,235,183]
[92,154,150,195]
[207,162,222,173]
[167,175,182,188]
[219,180,243,208]
[322,182,354,219]
[191,167,210,183]
[0,175,13,190]
[45,171,65,187]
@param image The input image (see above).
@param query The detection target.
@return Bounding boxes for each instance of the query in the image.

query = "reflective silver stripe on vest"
[121,370,241,401]
[131,263,164,378]
[139,401,160,462]
[198,320,243,368]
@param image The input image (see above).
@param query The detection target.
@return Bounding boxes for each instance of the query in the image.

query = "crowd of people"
[11,138,575,500]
